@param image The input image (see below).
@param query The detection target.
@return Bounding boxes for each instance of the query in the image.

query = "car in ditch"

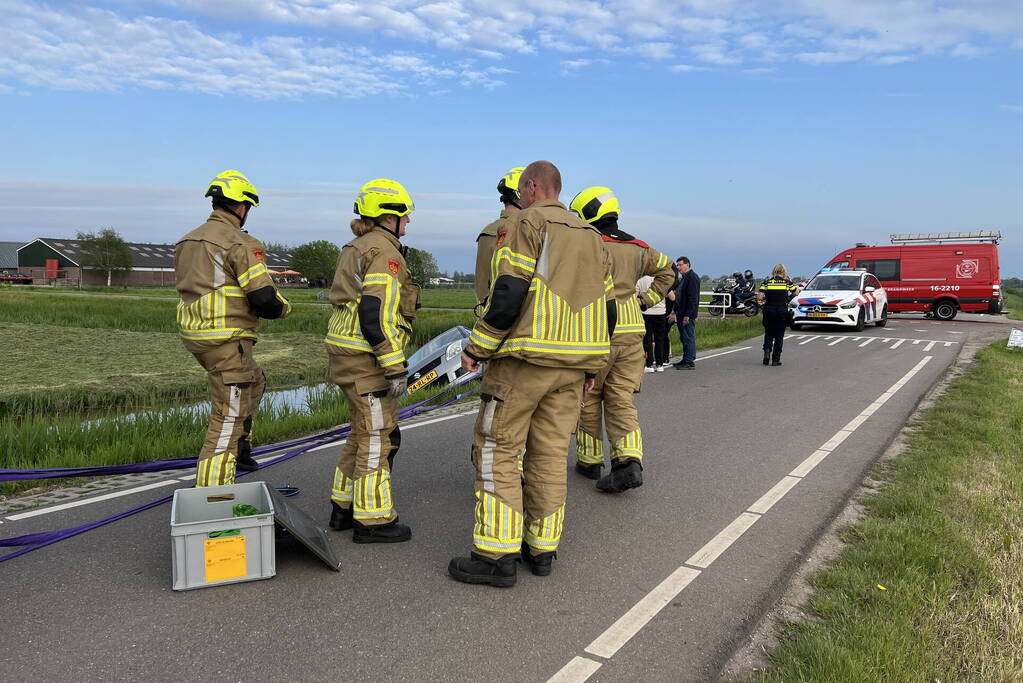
[789,269,888,331]
[404,325,480,396]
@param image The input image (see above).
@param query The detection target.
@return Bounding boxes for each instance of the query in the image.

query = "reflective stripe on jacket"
[325,227,420,370]
[465,199,614,371]
[175,209,291,352]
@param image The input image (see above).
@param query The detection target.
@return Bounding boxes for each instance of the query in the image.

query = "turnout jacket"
[175,209,292,353]
[465,199,616,371]
[758,276,797,308]
[474,208,514,305]
[595,218,674,345]
[325,227,421,376]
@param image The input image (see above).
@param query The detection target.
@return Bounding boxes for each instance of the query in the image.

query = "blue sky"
[0,0,1020,278]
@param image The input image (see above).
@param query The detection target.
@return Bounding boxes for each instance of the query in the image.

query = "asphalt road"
[0,314,1012,682]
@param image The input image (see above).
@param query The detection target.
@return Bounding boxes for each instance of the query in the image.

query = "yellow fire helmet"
[354,178,415,218]
[204,169,260,207]
[497,166,525,204]
[570,185,620,224]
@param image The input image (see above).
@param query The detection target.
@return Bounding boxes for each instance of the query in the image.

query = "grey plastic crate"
[170,481,276,591]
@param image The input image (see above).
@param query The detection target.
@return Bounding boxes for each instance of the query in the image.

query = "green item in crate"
[207,504,265,538]
[233,504,263,517]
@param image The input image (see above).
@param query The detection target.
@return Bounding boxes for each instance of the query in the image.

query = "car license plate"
[406,370,438,395]
[808,312,828,318]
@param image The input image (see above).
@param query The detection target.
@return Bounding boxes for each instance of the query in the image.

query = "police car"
[789,269,888,331]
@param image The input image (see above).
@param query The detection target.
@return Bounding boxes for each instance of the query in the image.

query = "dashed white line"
[859,338,875,347]
[548,355,936,681]
[890,339,906,349]
[685,513,760,569]
[827,337,846,346]
[924,341,937,351]
[798,335,821,345]
[547,657,603,683]
[584,566,702,659]
[747,476,802,515]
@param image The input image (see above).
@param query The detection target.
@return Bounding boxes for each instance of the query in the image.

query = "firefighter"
[475,167,524,310]
[570,186,675,492]
[447,160,617,587]
[175,170,292,487]
[325,178,421,544]
[757,263,798,366]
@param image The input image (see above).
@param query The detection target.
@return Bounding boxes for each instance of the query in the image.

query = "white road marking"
[924,341,936,351]
[547,657,602,683]
[798,336,821,345]
[827,337,846,346]
[859,338,875,347]
[5,480,179,521]
[747,476,802,515]
[694,346,753,362]
[550,355,936,680]
[583,566,702,659]
[915,329,928,332]
[685,513,760,569]
[890,339,906,349]
[947,331,962,334]
[913,339,922,345]
[789,449,831,478]
[5,410,478,522]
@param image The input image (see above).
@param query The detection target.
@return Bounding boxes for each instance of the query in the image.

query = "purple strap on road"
[0,377,480,483]
[0,382,479,562]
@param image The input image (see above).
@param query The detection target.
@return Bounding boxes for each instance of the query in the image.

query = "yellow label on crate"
[204,535,247,583]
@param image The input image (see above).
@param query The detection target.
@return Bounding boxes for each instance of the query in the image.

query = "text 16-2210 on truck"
[821,231,1003,321]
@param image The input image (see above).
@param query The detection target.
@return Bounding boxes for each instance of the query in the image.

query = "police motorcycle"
[404,326,482,396]
[707,271,760,317]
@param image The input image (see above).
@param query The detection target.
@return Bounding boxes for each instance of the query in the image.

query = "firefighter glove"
[386,373,408,398]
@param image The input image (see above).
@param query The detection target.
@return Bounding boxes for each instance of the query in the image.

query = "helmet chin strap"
[375,217,401,239]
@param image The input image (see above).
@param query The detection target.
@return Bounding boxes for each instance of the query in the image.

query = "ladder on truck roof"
[890,230,1001,245]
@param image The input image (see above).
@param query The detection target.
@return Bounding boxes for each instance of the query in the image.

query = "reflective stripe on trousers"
[575,428,605,465]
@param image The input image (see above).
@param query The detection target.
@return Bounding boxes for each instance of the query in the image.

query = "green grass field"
[753,341,1023,682]
[1005,288,1022,321]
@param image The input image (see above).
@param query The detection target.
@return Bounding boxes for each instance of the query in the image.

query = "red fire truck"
[821,231,1003,320]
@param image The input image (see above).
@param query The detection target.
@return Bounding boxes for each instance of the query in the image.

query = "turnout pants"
[471,357,584,559]
[193,339,265,487]
[576,342,645,467]
[762,307,788,361]
[329,352,401,526]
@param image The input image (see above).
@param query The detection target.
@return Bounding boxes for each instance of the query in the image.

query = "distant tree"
[405,247,440,285]
[290,240,339,287]
[76,228,133,287]
[1003,276,1023,291]
[264,241,293,254]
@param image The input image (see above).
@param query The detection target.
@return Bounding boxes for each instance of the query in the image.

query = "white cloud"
[1,0,1022,98]
[669,64,711,73]
[1002,104,1023,114]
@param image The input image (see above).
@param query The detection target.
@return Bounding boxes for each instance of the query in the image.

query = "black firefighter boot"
[235,436,259,472]
[596,458,644,493]
[521,542,556,577]
[448,552,519,587]
[329,502,353,531]
[575,461,603,480]
[353,518,412,544]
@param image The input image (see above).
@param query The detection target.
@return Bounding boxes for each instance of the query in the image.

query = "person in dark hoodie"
[569,186,675,493]
[669,256,700,368]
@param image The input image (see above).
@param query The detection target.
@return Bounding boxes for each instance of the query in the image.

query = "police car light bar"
[890,230,1001,245]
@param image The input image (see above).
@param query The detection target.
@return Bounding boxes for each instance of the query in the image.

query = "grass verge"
[752,341,1023,682]
[1005,288,1022,321]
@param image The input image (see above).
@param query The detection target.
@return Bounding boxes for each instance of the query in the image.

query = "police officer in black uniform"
[757,263,797,366]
